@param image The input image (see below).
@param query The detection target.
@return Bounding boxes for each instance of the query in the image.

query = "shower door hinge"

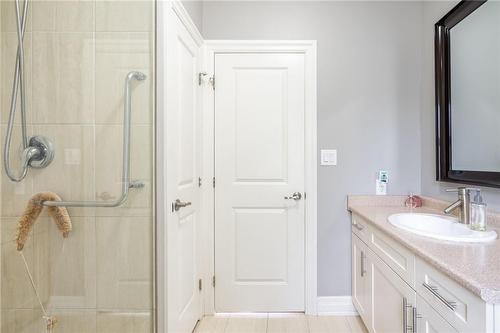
[212,177,216,188]
[198,72,207,86]
[199,279,202,291]
[198,177,202,187]
[212,276,216,288]
[209,75,215,90]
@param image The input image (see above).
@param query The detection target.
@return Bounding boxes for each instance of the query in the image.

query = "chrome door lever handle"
[284,192,302,200]
[174,199,192,211]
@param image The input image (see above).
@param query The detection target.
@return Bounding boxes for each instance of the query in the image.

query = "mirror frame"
[434,0,500,187]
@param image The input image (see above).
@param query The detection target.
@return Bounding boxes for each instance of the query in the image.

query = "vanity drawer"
[416,258,486,332]
[351,214,370,244]
[368,224,415,287]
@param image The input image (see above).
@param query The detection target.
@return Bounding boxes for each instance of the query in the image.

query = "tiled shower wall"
[0,1,155,332]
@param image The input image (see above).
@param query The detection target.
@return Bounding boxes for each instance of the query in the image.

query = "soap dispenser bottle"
[471,190,487,231]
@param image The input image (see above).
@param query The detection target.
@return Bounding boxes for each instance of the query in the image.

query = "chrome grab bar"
[42,71,147,207]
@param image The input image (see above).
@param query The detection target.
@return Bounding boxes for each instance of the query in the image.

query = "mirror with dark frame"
[436,0,500,187]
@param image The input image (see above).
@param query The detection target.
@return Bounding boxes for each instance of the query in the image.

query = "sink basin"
[388,213,497,243]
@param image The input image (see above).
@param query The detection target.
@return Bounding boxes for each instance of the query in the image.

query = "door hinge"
[304,192,307,200]
[212,177,216,188]
[198,72,207,86]
[198,279,202,291]
[198,177,202,187]
[209,75,215,90]
[212,276,216,288]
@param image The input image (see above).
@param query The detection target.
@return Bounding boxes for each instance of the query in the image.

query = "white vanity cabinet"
[352,234,371,323]
[370,246,416,333]
[351,213,497,333]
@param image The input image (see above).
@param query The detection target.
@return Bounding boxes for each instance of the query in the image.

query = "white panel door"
[166,7,202,333]
[214,53,306,312]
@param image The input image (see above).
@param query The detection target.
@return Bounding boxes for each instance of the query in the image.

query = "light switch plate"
[320,149,337,166]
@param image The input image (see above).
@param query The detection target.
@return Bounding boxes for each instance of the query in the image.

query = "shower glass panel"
[0,0,156,332]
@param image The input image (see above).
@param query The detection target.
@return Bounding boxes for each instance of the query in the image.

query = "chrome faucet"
[443,187,479,225]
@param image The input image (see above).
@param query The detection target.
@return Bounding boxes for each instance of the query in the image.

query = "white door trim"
[156,2,204,332]
[200,40,318,315]
[317,296,358,316]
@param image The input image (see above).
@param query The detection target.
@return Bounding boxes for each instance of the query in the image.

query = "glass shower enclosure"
[0,0,156,332]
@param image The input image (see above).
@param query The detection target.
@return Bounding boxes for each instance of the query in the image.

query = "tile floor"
[194,314,368,333]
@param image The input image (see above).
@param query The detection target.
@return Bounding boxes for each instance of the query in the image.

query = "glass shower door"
[0,1,156,332]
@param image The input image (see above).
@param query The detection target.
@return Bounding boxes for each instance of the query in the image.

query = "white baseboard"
[316,296,358,316]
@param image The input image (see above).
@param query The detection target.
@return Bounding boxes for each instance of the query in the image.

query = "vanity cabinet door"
[416,295,457,333]
[352,234,372,324]
[370,248,416,333]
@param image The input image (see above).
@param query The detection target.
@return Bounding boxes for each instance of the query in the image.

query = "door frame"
[200,40,318,315]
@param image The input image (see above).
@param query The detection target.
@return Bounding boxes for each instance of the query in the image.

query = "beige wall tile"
[49,217,96,309]
[96,311,152,333]
[1,125,34,217]
[1,218,36,309]
[94,125,121,204]
[55,1,94,32]
[95,32,152,125]
[1,0,155,329]
[51,309,97,333]
[1,1,32,33]
[32,1,94,32]
[31,124,95,217]
[96,217,152,310]
[31,1,56,32]
[1,32,32,125]
[32,32,95,124]
[1,309,44,333]
[34,216,51,307]
[96,1,152,32]
[30,32,56,123]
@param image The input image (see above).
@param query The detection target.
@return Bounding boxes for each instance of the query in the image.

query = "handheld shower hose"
[3,0,53,182]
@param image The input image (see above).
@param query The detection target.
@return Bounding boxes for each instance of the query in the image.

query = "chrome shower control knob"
[28,136,54,168]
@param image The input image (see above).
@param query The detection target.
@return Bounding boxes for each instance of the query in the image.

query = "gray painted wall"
[182,1,203,31]
[202,1,423,296]
[420,1,500,212]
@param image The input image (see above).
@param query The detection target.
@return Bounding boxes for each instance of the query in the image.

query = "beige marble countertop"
[347,195,500,304]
